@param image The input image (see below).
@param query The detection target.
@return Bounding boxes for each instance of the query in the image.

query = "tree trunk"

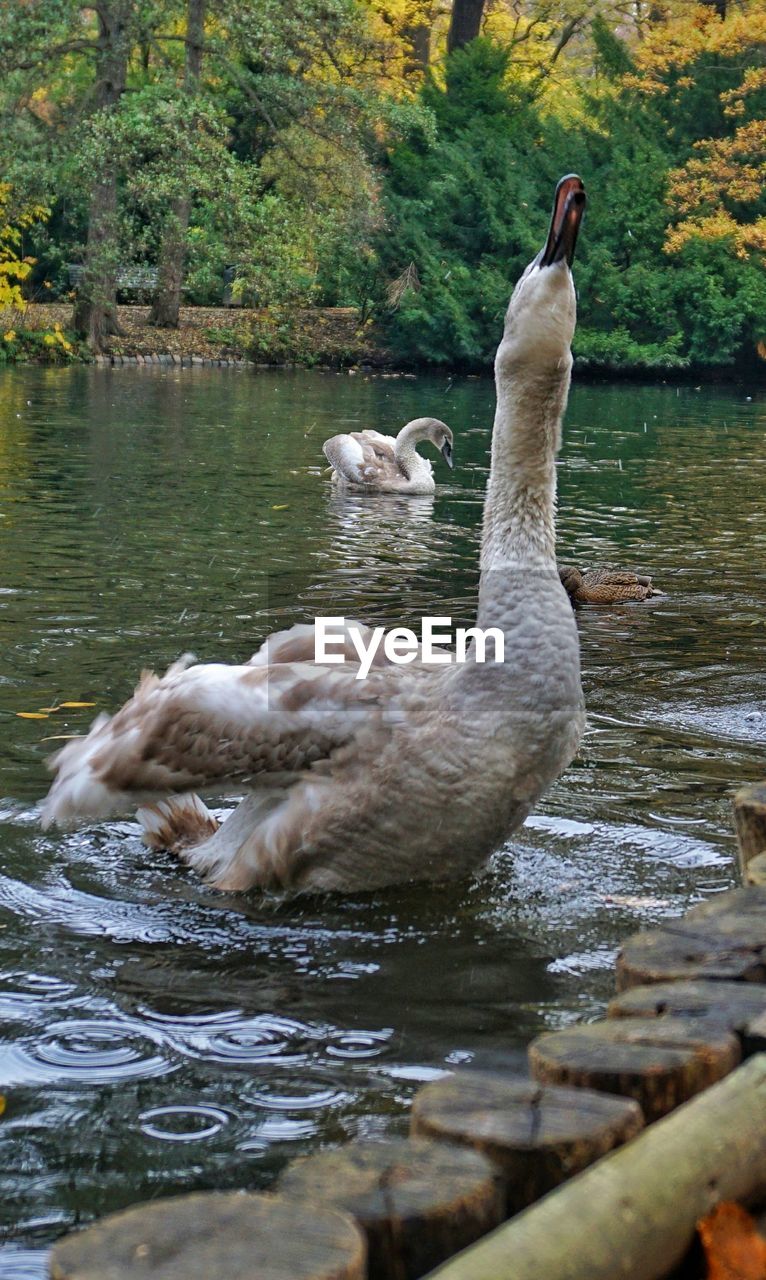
[446,0,486,54]
[149,0,205,328]
[403,18,431,74]
[699,0,726,15]
[73,0,131,350]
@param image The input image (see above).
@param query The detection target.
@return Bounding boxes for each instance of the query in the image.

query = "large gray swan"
[42,175,587,895]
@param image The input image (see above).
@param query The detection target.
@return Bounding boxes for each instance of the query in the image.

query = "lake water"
[0,365,764,1276]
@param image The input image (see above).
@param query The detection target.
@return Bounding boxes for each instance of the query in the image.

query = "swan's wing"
[322,432,402,486]
[354,430,392,448]
[41,655,392,827]
[248,620,392,668]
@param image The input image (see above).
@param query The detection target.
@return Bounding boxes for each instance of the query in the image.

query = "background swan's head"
[404,417,454,468]
[499,175,586,377]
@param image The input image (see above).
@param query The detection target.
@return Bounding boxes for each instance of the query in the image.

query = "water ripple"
[0,369,763,1256]
[138,1104,230,1143]
[0,1018,173,1086]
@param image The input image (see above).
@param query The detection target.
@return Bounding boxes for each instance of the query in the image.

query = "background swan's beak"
[539,174,586,268]
[441,439,454,468]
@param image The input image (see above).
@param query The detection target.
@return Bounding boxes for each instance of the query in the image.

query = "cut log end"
[617,889,766,990]
[49,1191,366,1280]
[410,1072,643,1213]
[279,1137,502,1280]
[608,979,766,1056]
[528,1017,740,1123]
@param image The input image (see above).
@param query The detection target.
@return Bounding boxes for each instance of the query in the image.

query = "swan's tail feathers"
[41,714,128,829]
[137,794,220,853]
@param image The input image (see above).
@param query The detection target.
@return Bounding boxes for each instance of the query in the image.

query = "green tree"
[149,0,206,327]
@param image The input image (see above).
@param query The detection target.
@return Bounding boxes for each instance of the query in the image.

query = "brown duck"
[558,564,660,604]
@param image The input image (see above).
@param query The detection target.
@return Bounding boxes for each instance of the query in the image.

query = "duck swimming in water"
[559,565,660,604]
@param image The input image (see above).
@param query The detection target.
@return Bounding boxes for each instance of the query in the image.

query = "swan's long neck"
[480,359,571,578]
[394,421,426,479]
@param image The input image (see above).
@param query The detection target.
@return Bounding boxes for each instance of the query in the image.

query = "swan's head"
[405,418,454,468]
[500,175,586,377]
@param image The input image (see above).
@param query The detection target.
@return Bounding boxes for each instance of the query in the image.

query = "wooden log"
[49,1191,366,1280]
[608,980,766,1056]
[423,1055,766,1280]
[684,884,766,921]
[746,852,766,886]
[279,1137,502,1280]
[616,898,766,990]
[528,1017,739,1122]
[409,1073,643,1214]
[734,782,766,875]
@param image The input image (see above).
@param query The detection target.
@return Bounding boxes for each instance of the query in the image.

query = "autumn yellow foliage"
[625,2,766,260]
[0,184,47,311]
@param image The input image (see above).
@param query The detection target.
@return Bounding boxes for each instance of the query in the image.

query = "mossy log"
[734,782,766,875]
[528,1017,739,1121]
[617,889,766,989]
[409,1073,643,1214]
[608,980,766,1056]
[279,1137,502,1280]
[424,1055,766,1280]
[49,1191,366,1280]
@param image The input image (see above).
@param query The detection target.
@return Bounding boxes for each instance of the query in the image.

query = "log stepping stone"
[608,979,766,1056]
[409,1072,643,1214]
[528,1017,740,1122]
[49,1191,365,1280]
[684,884,766,922]
[746,852,766,886]
[734,782,766,875]
[617,888,766,990]
[279,1137,502,1280]
[423,1057,766,1280]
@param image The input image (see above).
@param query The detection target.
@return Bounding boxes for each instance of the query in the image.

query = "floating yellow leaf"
[16,712,49,719]
[271,504,289,510]
[40,734,81,742]
[58,701,95,709]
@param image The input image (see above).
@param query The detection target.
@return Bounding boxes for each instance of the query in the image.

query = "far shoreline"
[3,303,766,385]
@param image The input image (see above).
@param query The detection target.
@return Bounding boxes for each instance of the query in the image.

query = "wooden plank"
[279,1137,502,1280]
[423,1055,766,1280]
[49,1191,366,1280]
[528,1017,739,1121]
[608,979,766,1056]
[734,782,766,876]
[410,1073,643,1214]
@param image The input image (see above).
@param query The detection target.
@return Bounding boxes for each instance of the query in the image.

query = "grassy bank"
[2,304,390,370]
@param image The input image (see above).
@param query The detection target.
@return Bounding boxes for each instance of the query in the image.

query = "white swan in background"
[42,175,587,895]
[323,417,453,494]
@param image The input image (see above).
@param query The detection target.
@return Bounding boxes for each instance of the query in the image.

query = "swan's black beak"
[539,174,586,268]
[441,439,454,468]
